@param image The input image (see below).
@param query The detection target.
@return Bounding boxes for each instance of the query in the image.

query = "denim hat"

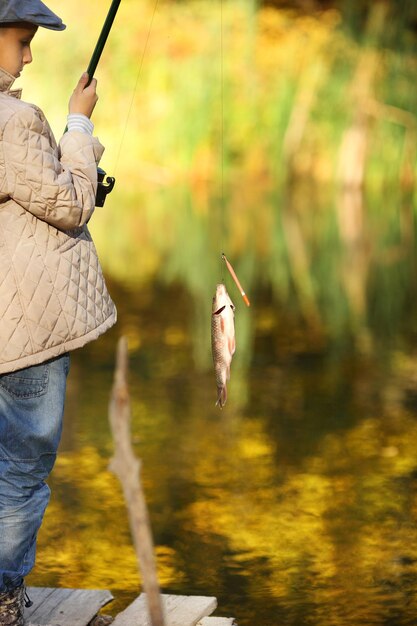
[0,0,66,31]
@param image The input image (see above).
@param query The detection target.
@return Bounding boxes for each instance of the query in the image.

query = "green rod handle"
[85,0,122,85]
[64,0,121,132]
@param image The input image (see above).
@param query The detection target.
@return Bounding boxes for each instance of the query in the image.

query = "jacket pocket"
[0,361,49,399]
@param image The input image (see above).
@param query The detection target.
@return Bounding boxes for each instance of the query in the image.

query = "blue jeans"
[0,354,69,592]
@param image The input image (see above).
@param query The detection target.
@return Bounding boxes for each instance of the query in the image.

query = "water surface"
[27,190,417,626]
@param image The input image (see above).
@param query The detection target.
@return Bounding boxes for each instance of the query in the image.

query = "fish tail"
[216,384,227,409]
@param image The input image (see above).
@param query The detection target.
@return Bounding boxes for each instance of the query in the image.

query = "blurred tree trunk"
[335,3,388,343]
[337,2,388,191]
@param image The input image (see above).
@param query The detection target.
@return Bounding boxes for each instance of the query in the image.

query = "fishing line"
[112,0,160,176]
[220,0,225,282]
[218,0,250,307]
[218,1,227,281]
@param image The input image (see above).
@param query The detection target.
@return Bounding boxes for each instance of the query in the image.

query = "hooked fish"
[211,283,236,408]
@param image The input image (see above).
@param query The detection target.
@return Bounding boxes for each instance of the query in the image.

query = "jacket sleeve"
[1,105,105,230]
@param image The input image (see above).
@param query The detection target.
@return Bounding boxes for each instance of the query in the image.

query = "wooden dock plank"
[197,619,237,625]
[25,588,113,626]
[112,593,217,626]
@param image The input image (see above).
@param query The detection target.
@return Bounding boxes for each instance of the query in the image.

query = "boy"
[0,1,117,623]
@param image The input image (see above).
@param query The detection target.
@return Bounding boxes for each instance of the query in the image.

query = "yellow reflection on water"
[27,364,417,624]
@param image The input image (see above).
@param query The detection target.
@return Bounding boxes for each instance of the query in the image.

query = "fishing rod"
[74,0,122,206]
[85,0,121,89]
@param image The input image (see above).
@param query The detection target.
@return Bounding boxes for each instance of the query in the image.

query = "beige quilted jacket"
[0,68,117,374]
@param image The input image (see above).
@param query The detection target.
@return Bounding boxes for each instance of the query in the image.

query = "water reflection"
[26,189,417,625]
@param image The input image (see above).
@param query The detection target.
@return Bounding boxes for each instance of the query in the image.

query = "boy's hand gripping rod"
[68,0,122,206]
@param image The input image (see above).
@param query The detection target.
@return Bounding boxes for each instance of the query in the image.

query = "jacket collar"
[0,67,22,99]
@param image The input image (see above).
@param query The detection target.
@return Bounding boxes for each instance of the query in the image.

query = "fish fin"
[216,384,227,409]
[220,318,225,333]
[228,337,236,356]
[226,364,231,380]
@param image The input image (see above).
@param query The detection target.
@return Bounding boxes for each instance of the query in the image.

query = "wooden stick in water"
[222,253,250,307]
[109,336,166,626]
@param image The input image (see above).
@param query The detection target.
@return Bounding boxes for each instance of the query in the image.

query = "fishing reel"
[96,167,116,207]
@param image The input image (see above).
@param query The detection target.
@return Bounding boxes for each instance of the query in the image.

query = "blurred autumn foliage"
[21,5,417,623]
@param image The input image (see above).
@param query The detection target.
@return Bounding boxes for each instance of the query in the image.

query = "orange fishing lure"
[222,254,250,307]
